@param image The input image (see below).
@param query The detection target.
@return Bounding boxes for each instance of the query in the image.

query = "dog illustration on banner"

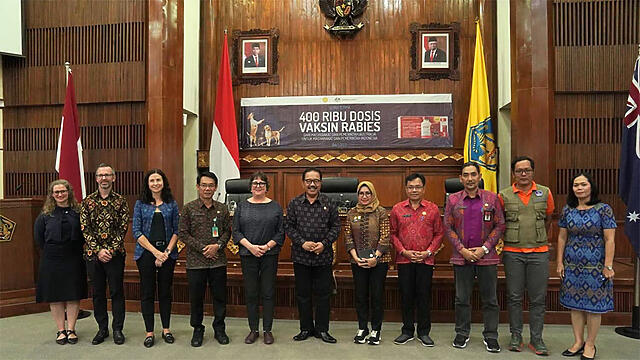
[264,124,285,146]
[246,112,286,147]
[246,112,264,147]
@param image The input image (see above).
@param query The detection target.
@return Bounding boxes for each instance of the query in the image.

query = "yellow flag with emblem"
[464,21,497,192]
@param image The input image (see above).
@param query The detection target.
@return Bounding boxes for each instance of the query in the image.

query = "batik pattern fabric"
[80,190,130,260]
[558,203,616,313]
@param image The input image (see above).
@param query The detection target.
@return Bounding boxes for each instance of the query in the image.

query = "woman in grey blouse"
[232,172,285,345]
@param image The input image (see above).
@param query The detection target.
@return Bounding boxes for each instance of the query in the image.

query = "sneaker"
[418,334,435,347]
[354,329,369,344]
[452,334,469,348]
[484,338,501,353]
[509,333,524,352]
[393,333,414,344]
[528,340,549,356]
[368,330,380,345]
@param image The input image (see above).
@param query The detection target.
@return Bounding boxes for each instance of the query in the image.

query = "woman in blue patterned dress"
[556,173,616,360]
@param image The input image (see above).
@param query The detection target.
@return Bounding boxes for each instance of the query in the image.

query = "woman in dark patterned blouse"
[556,172,616,360]
[34,180,87,345]
[343,181,391,345]
[132,169,179,347]
[232,172,285,345]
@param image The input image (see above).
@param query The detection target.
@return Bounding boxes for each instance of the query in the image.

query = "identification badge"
[402,214,412,218]
[212,217,219,238]
[483,210,492,222]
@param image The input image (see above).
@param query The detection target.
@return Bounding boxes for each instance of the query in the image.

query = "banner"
[240,94,453,150]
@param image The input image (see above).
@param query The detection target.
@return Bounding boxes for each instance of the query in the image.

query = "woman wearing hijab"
[343,181,391,345]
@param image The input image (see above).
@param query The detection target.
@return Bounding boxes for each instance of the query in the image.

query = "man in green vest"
[498,156,555,356]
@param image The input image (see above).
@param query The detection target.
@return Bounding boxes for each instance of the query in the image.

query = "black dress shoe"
[144,335,154,348]
[91,329,109,345]
[113,330,125,345]
[191,326,205,347]
[162,332,175,344]
[562,343,585,357]
[214,331,230,345]
[293,330,313,341]
[316,331,337,344]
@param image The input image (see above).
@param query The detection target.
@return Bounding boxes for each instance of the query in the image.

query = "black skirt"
[36,213,87,303]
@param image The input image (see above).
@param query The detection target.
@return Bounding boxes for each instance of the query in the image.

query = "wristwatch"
[481,245,489,254]
[605,265,613,271]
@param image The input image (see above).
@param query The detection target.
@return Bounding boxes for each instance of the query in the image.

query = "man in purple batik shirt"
[444,162,505,353]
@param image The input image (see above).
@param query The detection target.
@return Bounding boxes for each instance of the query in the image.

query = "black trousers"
[187,267,227,332]
[397,263,433,336]
[351,262,389,331]
[136,251,176,332]
[293,263,332,333]
[87,253,126,331]
[240,254,279,332]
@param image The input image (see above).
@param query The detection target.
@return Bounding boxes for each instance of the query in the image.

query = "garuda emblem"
[319,0,368,38]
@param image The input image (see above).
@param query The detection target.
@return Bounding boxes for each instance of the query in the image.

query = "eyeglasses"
[358,191,372,197]
[406,186,424,191]
[53,190,68,195]
[304,179,322,185]
[199,184,216,188]
[251,181,267,187]
[96,173,113,178]
[514,169,534,175]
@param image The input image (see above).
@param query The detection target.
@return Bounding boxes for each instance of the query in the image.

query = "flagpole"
[64,61,70,86]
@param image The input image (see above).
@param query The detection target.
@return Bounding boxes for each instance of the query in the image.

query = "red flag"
[55,69,86,199]
[209,33,240,201]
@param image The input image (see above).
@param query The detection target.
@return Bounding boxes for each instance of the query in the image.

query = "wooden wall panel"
[2,0,147,205]
[23,0,146,28]
[200,0,498,154]
[553,0,638,259]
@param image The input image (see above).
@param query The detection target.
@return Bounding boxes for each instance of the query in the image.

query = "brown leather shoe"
[244,331,259,344]
[263,331,274,345]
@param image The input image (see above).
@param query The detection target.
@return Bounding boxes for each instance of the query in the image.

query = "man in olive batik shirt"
[179,171,231,347]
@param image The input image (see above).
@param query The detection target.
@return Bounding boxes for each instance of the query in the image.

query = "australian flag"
[619,53,640,258]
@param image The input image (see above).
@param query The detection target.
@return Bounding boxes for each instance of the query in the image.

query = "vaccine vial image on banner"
[421,117,432,138]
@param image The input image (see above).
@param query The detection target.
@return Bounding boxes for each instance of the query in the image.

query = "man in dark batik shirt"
[178,171,231,347]
[285,167,341,344]
[80,163,130,345]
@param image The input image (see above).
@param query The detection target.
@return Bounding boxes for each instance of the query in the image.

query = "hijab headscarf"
[355,181,380,213]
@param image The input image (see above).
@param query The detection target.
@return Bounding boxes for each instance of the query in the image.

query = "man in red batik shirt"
[390,173,444,347]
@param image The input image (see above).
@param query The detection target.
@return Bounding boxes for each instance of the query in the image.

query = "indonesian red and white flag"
[55,69,86,199]
[209,33,239,201]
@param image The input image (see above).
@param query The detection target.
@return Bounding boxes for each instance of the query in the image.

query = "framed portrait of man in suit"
[410,22,460,81]
[233,28,280,85]
[421,34,449,69]
[242,39,268,74]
